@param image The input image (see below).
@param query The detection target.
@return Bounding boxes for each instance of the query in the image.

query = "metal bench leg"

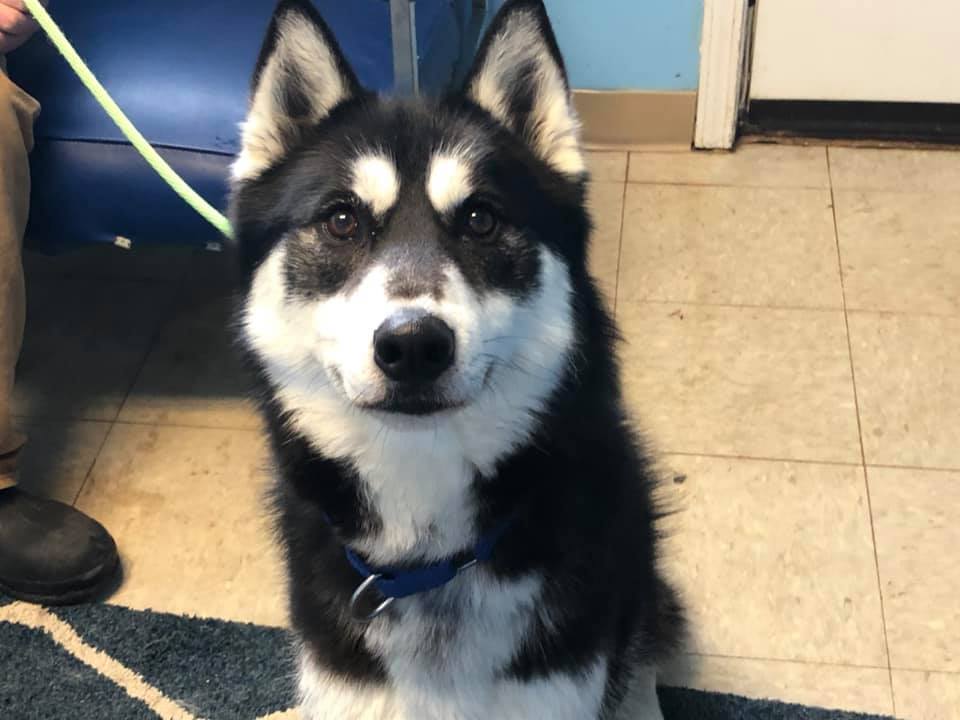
[390,0,419,95]
[453,0,488,86]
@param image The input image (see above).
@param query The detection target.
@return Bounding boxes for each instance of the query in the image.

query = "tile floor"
[14,143,960,719]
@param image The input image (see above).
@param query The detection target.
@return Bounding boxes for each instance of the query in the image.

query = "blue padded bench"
[8,0,484,253]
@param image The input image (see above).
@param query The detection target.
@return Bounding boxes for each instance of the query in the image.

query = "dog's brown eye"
[326,208,359,239]
[464,205,497,237]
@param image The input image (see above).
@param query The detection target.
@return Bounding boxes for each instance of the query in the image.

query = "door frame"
[694,0,753,149]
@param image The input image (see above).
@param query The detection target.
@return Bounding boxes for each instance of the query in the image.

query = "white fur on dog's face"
[351,153,400,216]
[244,237,573,451]
[426,146,475,214]
[243,138,574,454]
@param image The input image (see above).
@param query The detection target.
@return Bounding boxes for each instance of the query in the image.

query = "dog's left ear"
[232,0,362,182]
[463,0,584,178]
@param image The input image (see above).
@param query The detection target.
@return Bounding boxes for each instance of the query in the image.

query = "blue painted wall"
[486,0,704,91]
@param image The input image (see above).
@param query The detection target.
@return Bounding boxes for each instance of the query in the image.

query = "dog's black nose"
[374,314,455,383]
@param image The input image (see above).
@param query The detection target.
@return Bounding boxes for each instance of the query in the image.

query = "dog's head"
[231,0,591,460]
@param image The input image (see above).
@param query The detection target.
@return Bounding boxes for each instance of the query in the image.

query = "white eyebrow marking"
[427,149,474,214]
[351,154,400,215]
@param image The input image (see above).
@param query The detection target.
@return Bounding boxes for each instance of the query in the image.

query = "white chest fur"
[305,417,480,565]
[298,571,608,720]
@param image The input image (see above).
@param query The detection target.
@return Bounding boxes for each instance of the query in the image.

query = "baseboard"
[744,100,960,145]
[573,89,697,151]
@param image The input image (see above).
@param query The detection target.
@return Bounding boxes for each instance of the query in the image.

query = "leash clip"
[349,574,394,623]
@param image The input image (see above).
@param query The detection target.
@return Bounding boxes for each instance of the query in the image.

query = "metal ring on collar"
[349,574,395,623]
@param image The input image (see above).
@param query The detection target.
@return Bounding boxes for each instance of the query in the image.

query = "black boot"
[0,487,119,605]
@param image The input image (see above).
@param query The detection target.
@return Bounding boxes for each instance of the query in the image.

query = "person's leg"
[0,60,32,486]
[0,65,119,605]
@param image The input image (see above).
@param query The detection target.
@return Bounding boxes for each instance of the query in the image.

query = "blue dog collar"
[342,514,516,622]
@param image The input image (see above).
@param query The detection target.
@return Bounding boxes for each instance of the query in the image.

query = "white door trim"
[694,0,751,149]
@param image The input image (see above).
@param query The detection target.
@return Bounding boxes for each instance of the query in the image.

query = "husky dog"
[229,1,684,717]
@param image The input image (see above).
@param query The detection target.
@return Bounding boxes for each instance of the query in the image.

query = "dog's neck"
[278,399,513,566]
[340,423,480,565]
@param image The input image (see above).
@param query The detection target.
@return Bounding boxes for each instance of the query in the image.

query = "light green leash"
[23,0,234,239]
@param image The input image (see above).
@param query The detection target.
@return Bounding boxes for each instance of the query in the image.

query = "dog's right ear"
[232,0,361,183]
[463,0,584,178]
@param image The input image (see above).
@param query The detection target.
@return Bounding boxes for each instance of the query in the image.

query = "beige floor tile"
[835,192,960,315]
[893,670,960,720]
[629,144,829,188]
[849,313,960,469]
[619,185,841,308]
[619,304,860,462]
[586,151,628,182]
[829,147,960,193]
[13,277,178,421]
[12,420,111,504]
[76,424,286,627]
[660,455,886,666]
[871,468,960,673]
[662,654,893,716]
[587,181,624,308]
[118,294,259,430]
